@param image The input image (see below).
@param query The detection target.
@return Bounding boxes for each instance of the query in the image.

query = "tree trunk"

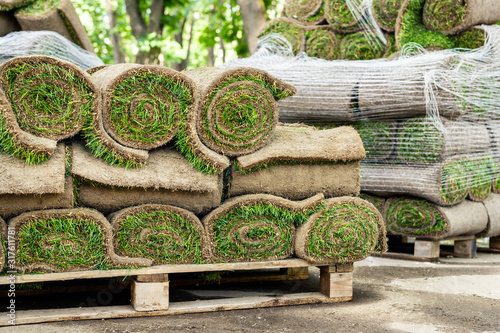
[106,0,125,63]
[207,47,214,67]
[125,0,164,64]
[236,0,267,54]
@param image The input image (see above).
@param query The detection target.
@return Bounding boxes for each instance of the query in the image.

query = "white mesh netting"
[0,31,103,69]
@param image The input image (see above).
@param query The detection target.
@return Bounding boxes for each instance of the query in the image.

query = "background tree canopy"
[74,0,284,69]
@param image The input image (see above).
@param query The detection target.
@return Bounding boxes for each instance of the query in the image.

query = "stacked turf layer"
[0,55,95,164]
[110,204,209,266]
[223,51,462,122]
[282,0,325,25]
[230,124,365,200]
[361,155,471,206]
[0,0,34,11]
[295,196,387,264]
[71,142,223,215]
[14,0,94,52]
[184,67,295,158]
[384,196,489,239]
[202,193,324,262]
[0,143,74,218]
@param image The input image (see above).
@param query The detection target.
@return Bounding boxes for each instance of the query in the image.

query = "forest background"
[74,0,285,69]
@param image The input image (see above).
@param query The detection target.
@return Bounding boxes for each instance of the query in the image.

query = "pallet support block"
[454,237,477,258]
[414,240,440,258]
[490,236,500,250]
[319,264,353,299]
[132,274,169,312]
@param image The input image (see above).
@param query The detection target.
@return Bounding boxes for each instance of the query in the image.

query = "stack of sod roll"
[0,53,387,273]
[223,21,500,242]
[259,0,500,61]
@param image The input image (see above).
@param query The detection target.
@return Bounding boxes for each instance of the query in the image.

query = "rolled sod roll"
[423,0,500,36]
[0,11,20,37]
[452,25,488,49]
[304,26,339,60]
[110,204,209,266]
[384,196,489,239]
[0,0,34,11]
[84,64,229,173]
[14,0,94,52]
[0,217,5,270]
[259,18,306,55]
[0,176,73,219]
[467,154,497,201]
[0,56,95,164]
[0,143,65,195]
[481,194,500,238]
[361,156,472,206]
[324,0,363,33]
[9,208,143,273]
[339,31,393,60]
[71,142,222,215]
[231,124,365,200]
[372,0,403,32]
[202,193,324,262]
[282,0,325,25]
[494,160,500,194]
[356,54,462,120]
[396,0,455,50]
[295,196,387,264]
[395,118,491,165]
[358,192,386,216]
[84,64,225,172]
[184,67,295,157]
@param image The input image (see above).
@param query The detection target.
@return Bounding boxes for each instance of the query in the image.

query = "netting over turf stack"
[221,24,500,241]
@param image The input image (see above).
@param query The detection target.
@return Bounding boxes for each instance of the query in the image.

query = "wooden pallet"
[0,259,353,326]
[373,235,480,262]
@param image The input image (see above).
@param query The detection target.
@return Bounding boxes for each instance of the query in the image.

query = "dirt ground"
[2,254,499,333]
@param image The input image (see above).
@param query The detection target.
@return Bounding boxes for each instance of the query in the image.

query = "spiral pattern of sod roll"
[339,32,386,60]
[305,29,339,60]
[193,67,296,157]
[203,193,324,262]
[452,26,486,49]
[422,0,465,34]
[324,0,362,32]
[467,156,497,201]
[295,196,387,264]
[384,196,449,237]
[111,204,208,266]
[0,56,94,164]
[259,19,305,55]
[11,208,115,273]
[358,193,385,214]
[396,118,443,164]
[440,157,471,205]
[283,0,325,25]
[353,122,395,162]
[396,0,455,50]
[372,0,403,32]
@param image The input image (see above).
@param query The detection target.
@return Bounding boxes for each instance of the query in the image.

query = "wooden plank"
[136,274,169,283]
[371,252,438,263]
[319,268,353,298]
[490,237,500,250]
[0,259,315,285]
[335,263,354,273]
[454,239,477,258]
[286,267,309,279]
[131,280,169,311]
[414,240,440,258]
[2,293,352,326]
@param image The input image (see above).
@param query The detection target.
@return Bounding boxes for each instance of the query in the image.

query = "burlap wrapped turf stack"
[14,0,94,52]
